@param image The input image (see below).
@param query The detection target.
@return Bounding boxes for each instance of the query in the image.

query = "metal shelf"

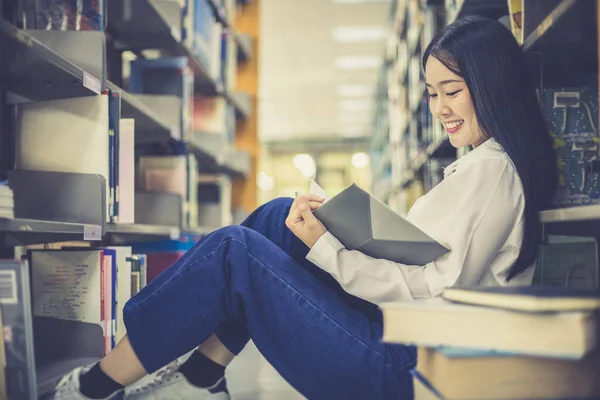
[207,0,231,27]
[522,0,579,51]
[540,205,600,224]
[0,20,101,101]
[108,0,220,93]
[188,131,250,178]
[106,223,212,243]
[107,0,251,119]
[0,218,95,246]
[108,82,176,140]
[229,91,252,120]
[236,33,253,62]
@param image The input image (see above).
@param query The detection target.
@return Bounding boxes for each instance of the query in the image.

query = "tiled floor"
[226,342,305,400]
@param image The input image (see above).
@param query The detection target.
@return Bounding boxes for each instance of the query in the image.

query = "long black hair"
[422,16,557,281]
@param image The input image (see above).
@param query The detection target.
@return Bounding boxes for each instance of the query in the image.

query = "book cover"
[118,118,136,224]
[28,250,112,355]
[442,285,600,313]
[310,181,448,265]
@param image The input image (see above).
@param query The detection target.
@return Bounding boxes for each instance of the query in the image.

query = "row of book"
[381,286,600,399]
[17,0,241,95]
[10,85,236,229]
[129,56,237,145]
[0,183,13,219]
[0,241,198,399]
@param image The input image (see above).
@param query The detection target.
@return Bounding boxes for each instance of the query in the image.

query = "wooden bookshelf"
[233,0,260,213]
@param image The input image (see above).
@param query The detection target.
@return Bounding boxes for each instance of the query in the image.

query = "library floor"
[225,342,306,400]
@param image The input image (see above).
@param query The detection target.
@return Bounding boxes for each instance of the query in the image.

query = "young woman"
[54,15,557,400]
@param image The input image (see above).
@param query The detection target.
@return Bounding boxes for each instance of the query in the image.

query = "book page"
[309,180,331,202]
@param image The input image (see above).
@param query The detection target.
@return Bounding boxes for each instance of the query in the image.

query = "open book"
[309,181,449,265]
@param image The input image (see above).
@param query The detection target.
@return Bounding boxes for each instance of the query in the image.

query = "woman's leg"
[119,225,415,400]
[212,197,383,356]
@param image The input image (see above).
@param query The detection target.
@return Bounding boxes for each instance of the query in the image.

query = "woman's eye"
[447,90,462,97]
[427,93,437,99]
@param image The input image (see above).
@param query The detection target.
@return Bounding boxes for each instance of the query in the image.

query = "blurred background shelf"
[0,218,95,246]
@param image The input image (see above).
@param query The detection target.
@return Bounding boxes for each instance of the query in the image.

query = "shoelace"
[130,361,181,394]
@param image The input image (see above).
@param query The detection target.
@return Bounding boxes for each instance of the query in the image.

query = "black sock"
[178,350,226,389]
[79,362,124,399]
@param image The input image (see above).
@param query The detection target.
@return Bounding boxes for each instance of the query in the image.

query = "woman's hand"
[285,194,327,248]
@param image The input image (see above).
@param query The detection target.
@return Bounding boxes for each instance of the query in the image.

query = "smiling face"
[425,56,487,148]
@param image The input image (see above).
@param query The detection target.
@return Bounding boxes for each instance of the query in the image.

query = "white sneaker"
[52,365,122,400]
[123,360,229,400]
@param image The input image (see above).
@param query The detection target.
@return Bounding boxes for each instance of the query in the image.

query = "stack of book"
[0,182,14,219]
[380,286,600,399]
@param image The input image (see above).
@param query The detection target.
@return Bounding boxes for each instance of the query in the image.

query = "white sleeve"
[305,157,523,305]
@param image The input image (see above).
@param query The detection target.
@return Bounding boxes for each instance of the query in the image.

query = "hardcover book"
[310,181,448,265]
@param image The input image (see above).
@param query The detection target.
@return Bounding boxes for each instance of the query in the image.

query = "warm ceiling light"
[352,152,370,168]
[332,27,386,42]
[336,84,375,97]
[335,56,380,70]
[339,99,373,112]
[340,126,368,137]
[339,113,370,124]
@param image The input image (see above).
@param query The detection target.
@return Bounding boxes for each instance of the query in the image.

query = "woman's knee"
[265,197,294,210]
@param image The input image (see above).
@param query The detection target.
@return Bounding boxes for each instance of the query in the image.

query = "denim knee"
[266,196,294,210]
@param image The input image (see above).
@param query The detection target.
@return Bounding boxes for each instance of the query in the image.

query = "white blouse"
[305,138,534,305]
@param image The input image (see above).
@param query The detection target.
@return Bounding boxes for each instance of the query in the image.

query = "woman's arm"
[306,157,524,305]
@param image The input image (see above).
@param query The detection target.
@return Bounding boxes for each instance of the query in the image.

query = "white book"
[118,119,135,224]
[106,246,132,343]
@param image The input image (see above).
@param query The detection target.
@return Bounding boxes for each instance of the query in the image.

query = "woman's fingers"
[291,194,324,212]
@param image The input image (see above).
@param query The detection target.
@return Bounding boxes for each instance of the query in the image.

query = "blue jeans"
[123,198,416,400]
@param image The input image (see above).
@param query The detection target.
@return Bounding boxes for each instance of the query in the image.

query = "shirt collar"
[442,138,501,178]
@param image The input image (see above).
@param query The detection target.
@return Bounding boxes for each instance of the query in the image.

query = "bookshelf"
[0,18,102,100]
[372,0,600,289]
[0,0,258,397]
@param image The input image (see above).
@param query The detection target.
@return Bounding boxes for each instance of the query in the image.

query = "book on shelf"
[129,57,195,142]
[24,0,105,31]
[442,285,600,313]
[0,182,14,220]
[0,259,37,400]
[542,84,600,208]
[308,180,448,265]
[197,174,233,229]
[118,118,136,224]
[29,249,115,355]
[138,154,197,227]
[107,87,121,223]
[129,254,148,297]
[103,247,132,344]
[534,236,598,290]
[0,309,5,400]
[507,0,523,44]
